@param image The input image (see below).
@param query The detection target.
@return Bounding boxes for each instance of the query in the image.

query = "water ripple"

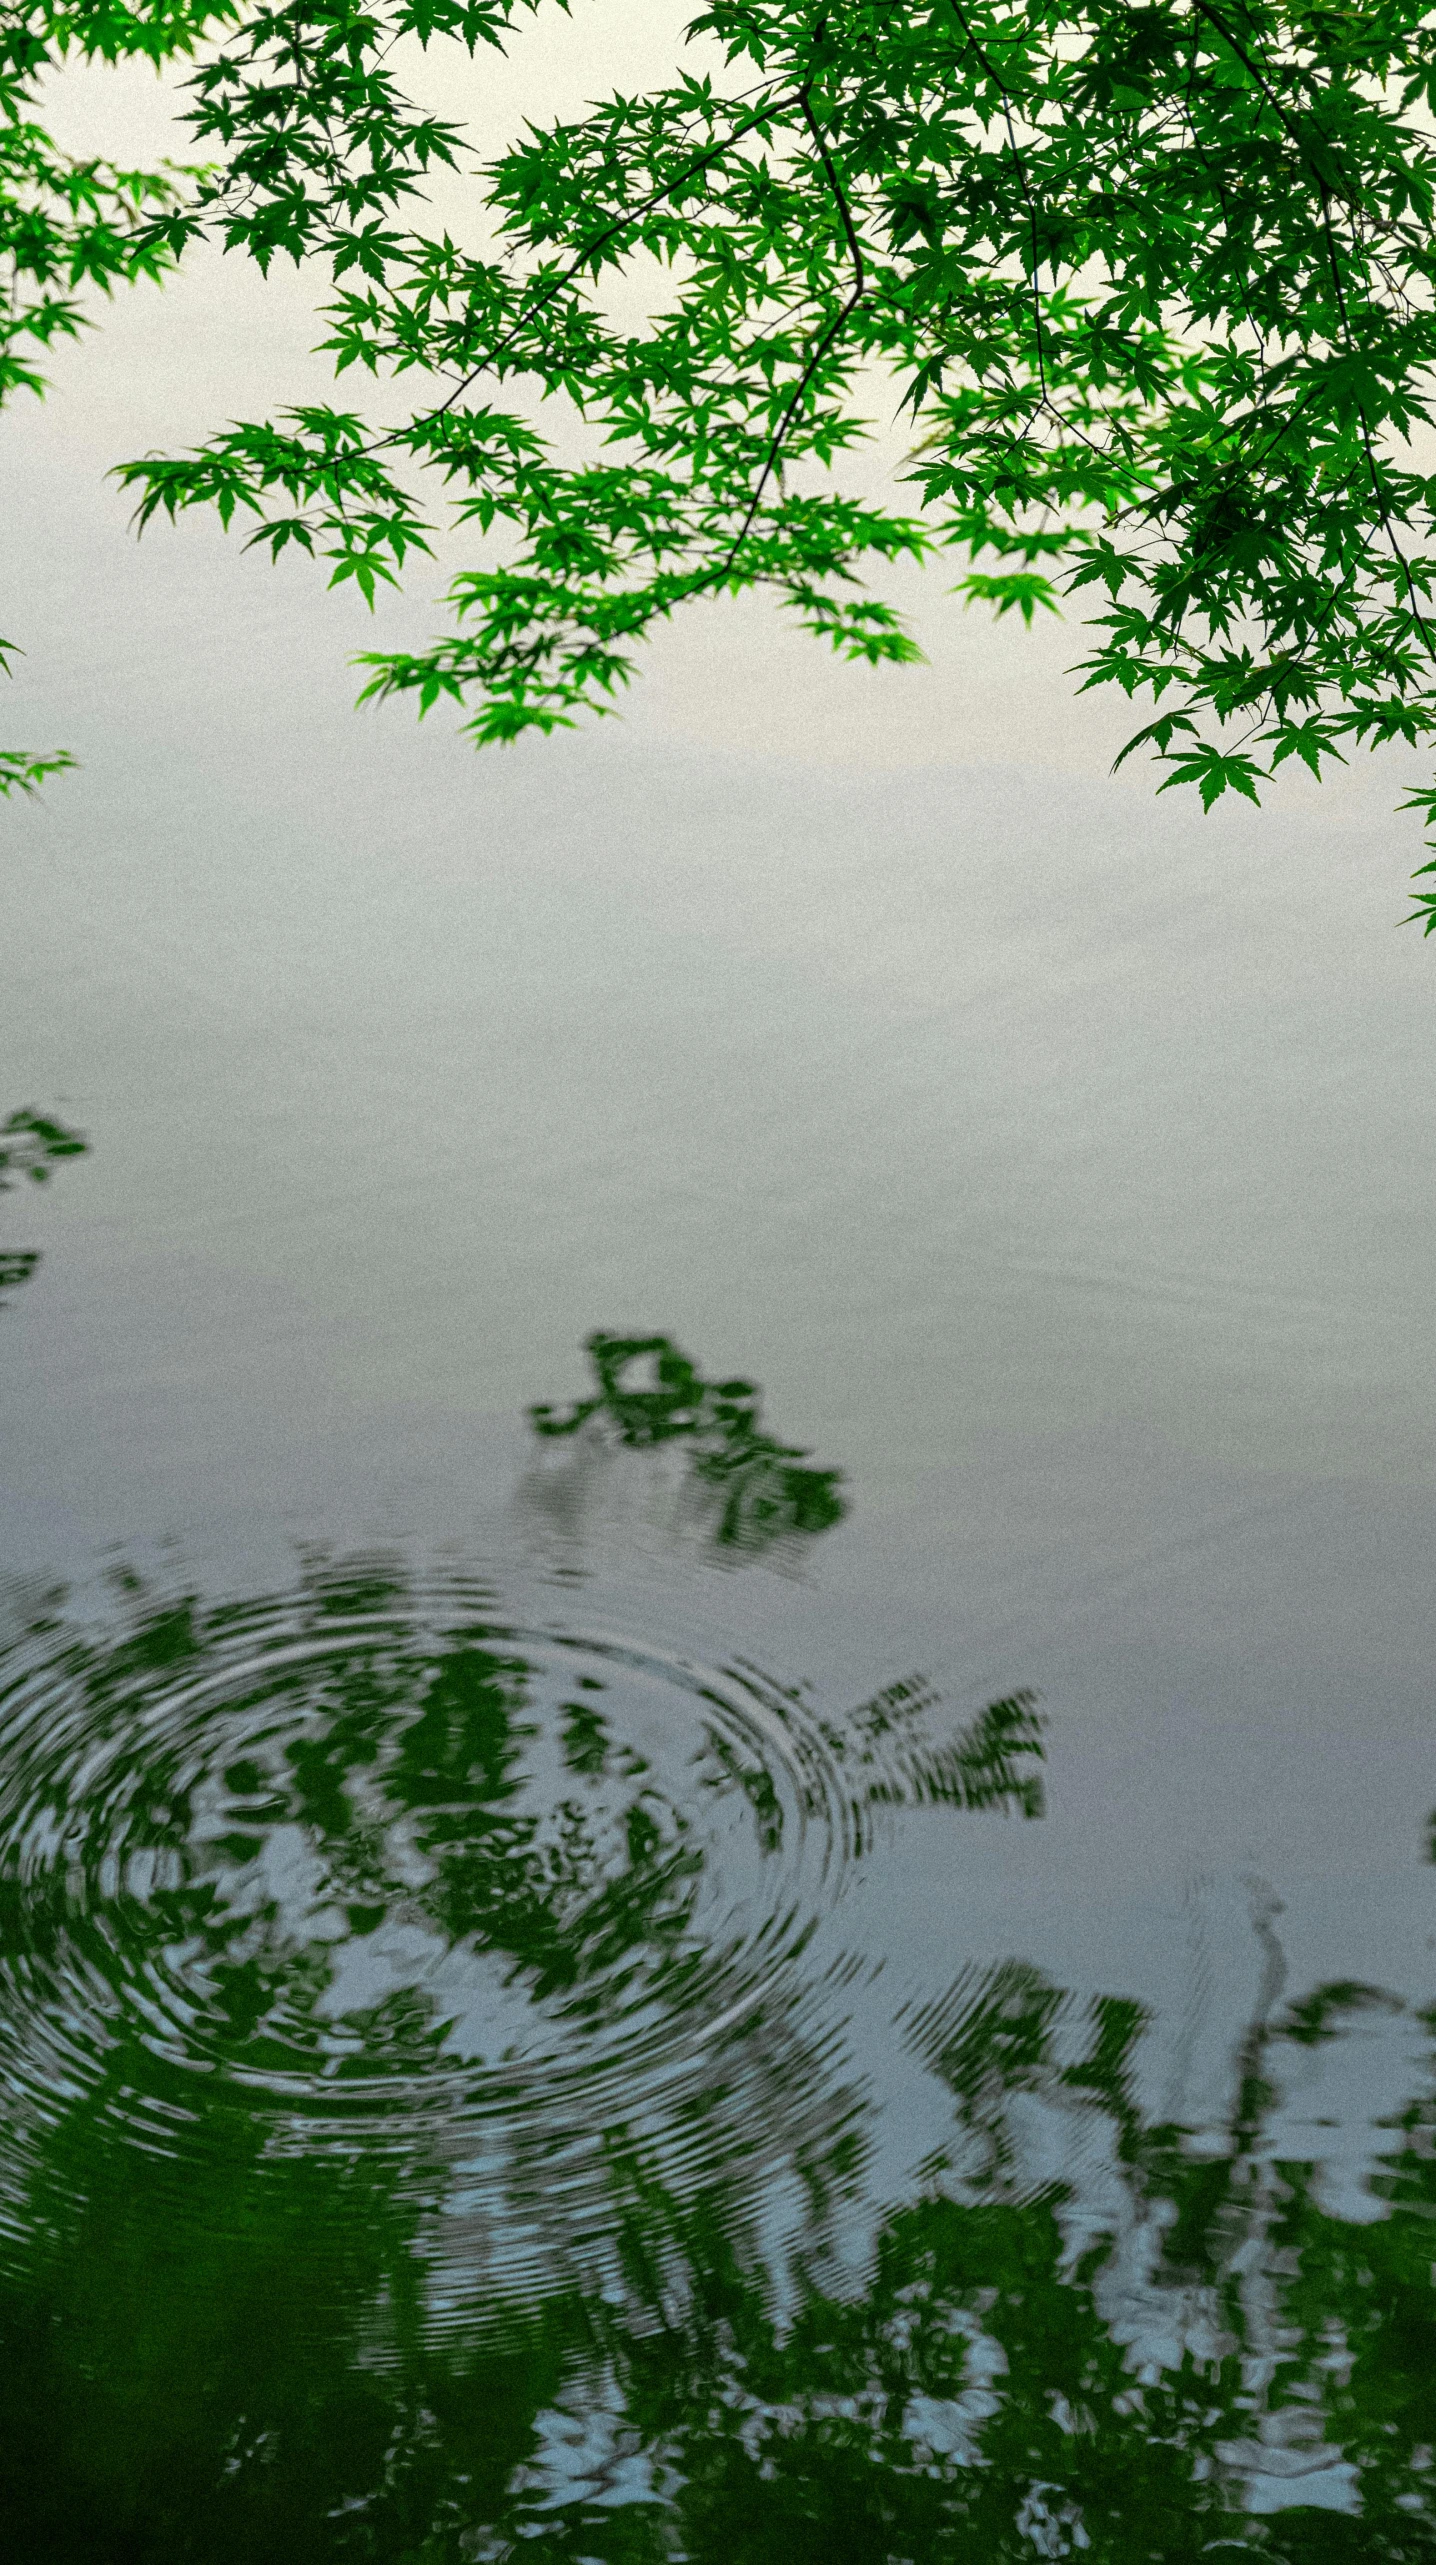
[0,1554,1041,2309]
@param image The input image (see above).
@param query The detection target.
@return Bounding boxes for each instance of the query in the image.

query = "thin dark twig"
[943,0,1049,407]
[1186,0,1427,663]
[374,84,802,452]
[476,68,873,648]
[1316,182,1435,657]
[1185,0,1354,203]
[942,0,1102,454]
[1179,2,1270,390]
[208,36,878,649]
[717,83,867,577]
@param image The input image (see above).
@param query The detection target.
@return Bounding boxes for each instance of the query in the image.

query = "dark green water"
[0,1330,1431,2559]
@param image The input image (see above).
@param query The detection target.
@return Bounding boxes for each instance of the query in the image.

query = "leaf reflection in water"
[0,1354,1427,2557]
[0,1107,87,1305]
[0,1531,1056,2555]
[0,1806,1430,2561]
[526,1333,847,1562]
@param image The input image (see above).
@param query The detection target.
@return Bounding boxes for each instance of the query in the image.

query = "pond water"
[3,227,1436,2553]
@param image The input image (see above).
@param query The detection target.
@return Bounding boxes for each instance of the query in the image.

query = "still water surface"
[2,721,1435,2556]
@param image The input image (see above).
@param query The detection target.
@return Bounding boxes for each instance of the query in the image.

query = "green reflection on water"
[530,1334,846,1558]
[0,1349,1429,2559]
[0,1107,87,1303]
[2,1944,1432,2558]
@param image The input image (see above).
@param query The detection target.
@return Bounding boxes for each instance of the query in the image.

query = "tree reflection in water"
[0,1107,86,1302]
[527,1334,846,1560]
[0,1353,1428,2560]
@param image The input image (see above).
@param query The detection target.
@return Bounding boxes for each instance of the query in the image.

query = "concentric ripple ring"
[0,1557,881,2308]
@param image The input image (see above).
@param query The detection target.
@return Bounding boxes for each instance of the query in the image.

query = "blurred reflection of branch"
[528,1332,846,1560]
[4,1925,1430,2553]
[0,1563,1427,2552]
[0,1106,87,1305]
